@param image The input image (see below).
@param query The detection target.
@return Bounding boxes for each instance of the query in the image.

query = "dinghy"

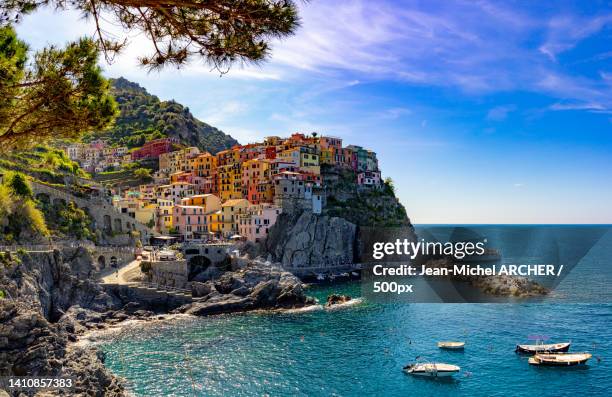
[403,362,461,377]
[438,341,465,350]
[515,341,570,354]
[528,352,592,366]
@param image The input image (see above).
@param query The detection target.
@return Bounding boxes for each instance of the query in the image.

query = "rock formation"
[325,294,352,307]
[0,248,126,396]
[179,260,315,316]
[264,212,357,267]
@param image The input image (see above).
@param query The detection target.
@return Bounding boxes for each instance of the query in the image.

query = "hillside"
[90,77,238,153]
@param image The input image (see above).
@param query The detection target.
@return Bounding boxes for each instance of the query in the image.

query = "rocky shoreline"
[422,257,549,298]
[0,248,315,396]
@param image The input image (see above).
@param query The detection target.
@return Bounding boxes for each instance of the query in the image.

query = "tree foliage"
[1,0,301,71]
[0,173,49,242]
[0,26,117,150]
[5,171,32,198]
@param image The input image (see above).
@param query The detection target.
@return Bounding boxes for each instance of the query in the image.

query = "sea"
[99,225,612,396]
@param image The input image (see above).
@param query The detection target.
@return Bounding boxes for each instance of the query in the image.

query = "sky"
[14,0,612,224]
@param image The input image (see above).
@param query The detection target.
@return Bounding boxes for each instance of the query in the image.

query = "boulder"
[325,294,352,307]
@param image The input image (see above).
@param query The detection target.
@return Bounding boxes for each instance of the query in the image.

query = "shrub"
[5,172,33,198]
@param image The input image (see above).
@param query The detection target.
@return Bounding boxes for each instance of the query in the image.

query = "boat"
[515,341,570,354]
[403,362,460,377]
[316,273,326,281]
[528,352,592,366]
[438,341,465,350]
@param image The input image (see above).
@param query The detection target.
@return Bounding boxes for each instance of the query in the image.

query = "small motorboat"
[316,273,326,281]
[403,362,461,377]
[515,341,570,354]
[438,341,465,350]
[528,352,592,366]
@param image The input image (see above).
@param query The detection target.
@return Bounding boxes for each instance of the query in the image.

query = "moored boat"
[515,341,570,354]
[438,341,465,350]
[528,352,592,366]
[403,363,461,377]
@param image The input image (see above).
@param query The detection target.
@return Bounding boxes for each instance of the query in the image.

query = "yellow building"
[189,152,217,178]
[208,199,249,237]
[217,163,243,201]
[156,198,174,233]
[207,211,223,235]
[319,147,334,165]
[299,147,320,175]
[180,194,221,213]
[159,147,200,175]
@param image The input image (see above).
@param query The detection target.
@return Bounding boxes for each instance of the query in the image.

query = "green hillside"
[90,77,239,153]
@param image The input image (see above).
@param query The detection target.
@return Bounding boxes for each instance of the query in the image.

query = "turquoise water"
[100,226,612,396]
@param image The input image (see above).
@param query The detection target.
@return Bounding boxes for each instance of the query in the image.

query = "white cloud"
[487,105,516,121]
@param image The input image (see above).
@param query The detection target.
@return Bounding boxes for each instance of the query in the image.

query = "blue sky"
[15,0,612,224]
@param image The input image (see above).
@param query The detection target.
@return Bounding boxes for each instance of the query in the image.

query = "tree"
[6,172,33,198]
[0,26,117,149]
[134,167,152,180]
[1,0,302,71]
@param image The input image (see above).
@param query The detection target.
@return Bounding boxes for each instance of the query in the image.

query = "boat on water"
[438,341,465,350]
[515,341,571,354]
[528,352,592,366]
[403,362,461,377]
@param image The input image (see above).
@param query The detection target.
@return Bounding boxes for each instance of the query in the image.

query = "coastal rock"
[191,281,217,297]
[422,258,549,298]
[0,301,125,396]
[265,212,357,267]
[0,249,127,395]
[178,262,315,316]
[325,294,352,307]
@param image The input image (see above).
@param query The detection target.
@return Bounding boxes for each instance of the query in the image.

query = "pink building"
[357,170,382,188]
[238,204,282,243]
[173,205,208,239]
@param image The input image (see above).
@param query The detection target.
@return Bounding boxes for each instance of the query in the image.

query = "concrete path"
[101,259,142,284]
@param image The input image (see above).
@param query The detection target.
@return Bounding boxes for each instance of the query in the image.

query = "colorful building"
[173,205,208,239]
[208,198,249,237]
[238,204,282,242]
[180,194,221,214]
[131,138,177,160]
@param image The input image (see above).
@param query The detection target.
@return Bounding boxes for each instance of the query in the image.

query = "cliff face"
[0,249,126,396]
[1,248,120,321]
[322,165,412,228]
[261,166,416,269]
[264,212,357,268]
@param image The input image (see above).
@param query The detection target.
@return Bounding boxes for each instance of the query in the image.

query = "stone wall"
[149,260,189,289]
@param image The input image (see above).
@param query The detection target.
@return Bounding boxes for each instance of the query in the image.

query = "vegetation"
[134,167,153,181]
[1,0,301,71]
[0,145,90,185]
[88,78,238,153]
[0,173,49,242]
[57,202,95,241]
[0,25,116,150]
[322,166,409,227]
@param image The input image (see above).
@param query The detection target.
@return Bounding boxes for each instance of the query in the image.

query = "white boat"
[316,273,326,281]
[529,352,592,366]
[515,341,570,354]
[403,362,461,377]
[438,341,465,350]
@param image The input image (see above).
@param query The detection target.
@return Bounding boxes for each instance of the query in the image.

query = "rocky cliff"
[0,248,126,396]
[263,211,357,268]
[260,165,416,269]
[181,260,315,316]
